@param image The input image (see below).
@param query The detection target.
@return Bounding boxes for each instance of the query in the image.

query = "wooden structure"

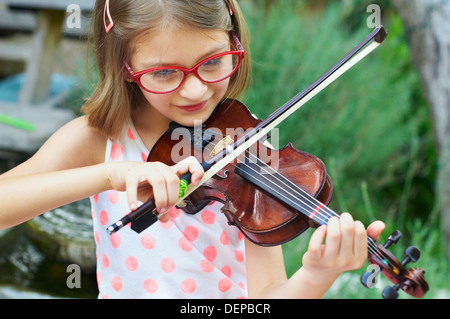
[0,0,94,156]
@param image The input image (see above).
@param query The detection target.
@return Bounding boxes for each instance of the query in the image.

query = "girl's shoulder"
[26,116,108,172]
[57,116,108,164]
[47,116,108,166]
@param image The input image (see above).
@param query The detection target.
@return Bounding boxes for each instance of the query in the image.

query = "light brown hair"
[82,0,251,140]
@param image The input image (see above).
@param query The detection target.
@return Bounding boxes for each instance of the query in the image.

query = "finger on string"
[338,213,355,256]
[308,225,327,258]
[353,221,367,256]
[324,216,341,258]
[367,220,386,242]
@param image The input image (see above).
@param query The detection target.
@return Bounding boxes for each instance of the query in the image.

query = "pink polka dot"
[160,257,176,273]
[169,207,181,219]
[108,190,119,205]
[218,277,232,293]
[183,225,199,242]
[140,234,156,250]
[110,232,121,248]
[221,265,232,278]
[125,256,138,271]
[180,278,197,294]
[238,231,244,241]
[178,237,193,252]
[111,276,122,292]
[234,249,244,263]
[102,254,109,268]
[92,194,99,203]
[111,144,124,160]
[144,279,158,294]
[141,152,147,162]
[159,218,173,229]
[203,245,217,262]
[200,259,215,272]
[238,281,246,290]
[94,231,100,245]
[127,128,135,140]
[99,210,109,226]
[201,210,216,224]
[97,271,102,284]
[220,231,229,245]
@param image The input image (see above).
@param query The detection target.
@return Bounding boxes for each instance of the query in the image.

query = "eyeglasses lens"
[139,53,239,93]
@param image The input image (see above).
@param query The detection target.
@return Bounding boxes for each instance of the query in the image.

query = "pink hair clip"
[228,3,234,16]
[103,0,114,33]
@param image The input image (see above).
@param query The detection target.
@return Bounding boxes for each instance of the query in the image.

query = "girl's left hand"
[301,213,385,281]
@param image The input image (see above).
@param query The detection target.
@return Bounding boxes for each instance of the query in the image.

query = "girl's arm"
[245,214,385,299]
[0,116,110,229]
[0,116,205,230]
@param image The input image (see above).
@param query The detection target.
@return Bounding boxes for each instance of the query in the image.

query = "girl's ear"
[123,70,132,82]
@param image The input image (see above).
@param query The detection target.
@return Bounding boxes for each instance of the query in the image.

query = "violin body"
[148,99,333,246]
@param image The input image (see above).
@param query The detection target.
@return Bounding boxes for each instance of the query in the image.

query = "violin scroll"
[361,231,429,299]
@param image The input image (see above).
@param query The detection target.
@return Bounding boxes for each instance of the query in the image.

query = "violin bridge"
[210,136,234,157]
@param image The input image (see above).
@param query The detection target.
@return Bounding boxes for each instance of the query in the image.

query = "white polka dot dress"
[91,118,247,299]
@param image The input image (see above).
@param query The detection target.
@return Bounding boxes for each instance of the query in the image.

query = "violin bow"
[107,26,388,235]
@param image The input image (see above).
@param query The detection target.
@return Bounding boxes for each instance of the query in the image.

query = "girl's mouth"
[175,100,208,113]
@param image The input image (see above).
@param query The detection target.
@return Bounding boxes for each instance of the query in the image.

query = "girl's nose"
[178,74,208,100]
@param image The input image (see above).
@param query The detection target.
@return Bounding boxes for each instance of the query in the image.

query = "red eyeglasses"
[123,33,245,94]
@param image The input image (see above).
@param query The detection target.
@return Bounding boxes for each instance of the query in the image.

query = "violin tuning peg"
[382,285,400,299]
[402,246,421,265]
[384,230,402,249]
[361,269,379,289]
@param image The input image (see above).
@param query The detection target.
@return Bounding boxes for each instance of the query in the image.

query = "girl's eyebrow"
[140,42,230,70]
[198,42,230,61]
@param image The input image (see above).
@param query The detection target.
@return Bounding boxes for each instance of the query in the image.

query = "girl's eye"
[152,69,179,80]
[201,57,223,69]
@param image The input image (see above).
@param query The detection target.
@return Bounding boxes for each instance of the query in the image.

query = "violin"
[107,26,429,298]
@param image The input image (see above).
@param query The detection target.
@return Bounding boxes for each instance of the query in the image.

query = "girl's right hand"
[106,156,204,222]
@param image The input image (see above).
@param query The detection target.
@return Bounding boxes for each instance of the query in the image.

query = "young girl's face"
[130,27,232,127]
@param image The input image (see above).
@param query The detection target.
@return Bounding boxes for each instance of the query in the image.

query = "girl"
[0,0,384,299]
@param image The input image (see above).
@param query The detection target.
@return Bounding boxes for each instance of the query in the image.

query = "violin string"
[200,132,389,263]
[201,132,332,225]
[244,151,390,262]
[240,151,389,263]
[201,131,335,224]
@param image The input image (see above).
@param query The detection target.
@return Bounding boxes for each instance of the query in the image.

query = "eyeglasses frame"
[123,32,245,94]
